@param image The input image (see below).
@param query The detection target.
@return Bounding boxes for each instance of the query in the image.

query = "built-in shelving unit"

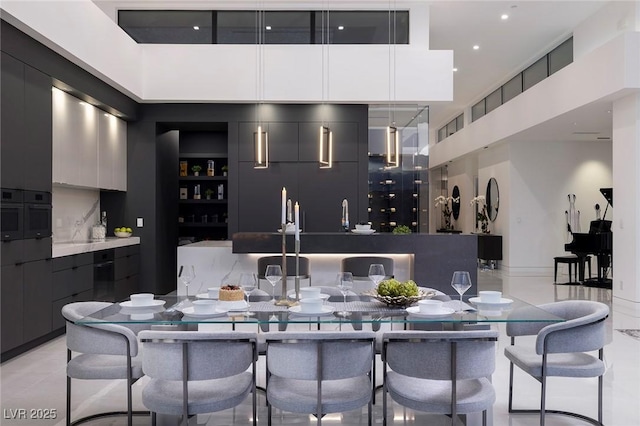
[178,133,229,242]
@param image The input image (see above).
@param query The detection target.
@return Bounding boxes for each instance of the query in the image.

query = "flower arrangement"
[435,195,459,230]
[470,195,490,233]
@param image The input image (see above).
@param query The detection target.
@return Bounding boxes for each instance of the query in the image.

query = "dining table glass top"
[75,292,564,326]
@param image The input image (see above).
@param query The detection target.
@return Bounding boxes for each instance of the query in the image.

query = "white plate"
[180,306,227,318]
[406,306,456,318]
[468,297,513,309]
[351,229,375,235]
[287,291,330,301]
[195,293,218,300]
[119,300,166,310]
[288,305,335,316]
[216,300,249,311]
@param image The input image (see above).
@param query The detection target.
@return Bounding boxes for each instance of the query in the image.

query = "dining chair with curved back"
[62,301,146,426]
[382,329,499,426]
[265,331,376,426]
[504,300,609,426]
[138,330,258,426]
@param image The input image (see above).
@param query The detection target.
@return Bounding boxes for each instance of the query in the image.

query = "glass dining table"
[75,292,564,329]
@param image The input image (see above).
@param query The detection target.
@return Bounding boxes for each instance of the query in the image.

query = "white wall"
[506,140,612,275]
[1,0,452,104]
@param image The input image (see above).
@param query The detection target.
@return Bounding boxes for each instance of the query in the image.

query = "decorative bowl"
[115,231,132,238]
[364,288,435,307]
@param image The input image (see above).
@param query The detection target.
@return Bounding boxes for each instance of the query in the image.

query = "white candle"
[294,202,300,241]
[287,199,292,223]
[281,187,286,225]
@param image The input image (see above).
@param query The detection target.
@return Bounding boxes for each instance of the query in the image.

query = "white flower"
[470,195,486,206]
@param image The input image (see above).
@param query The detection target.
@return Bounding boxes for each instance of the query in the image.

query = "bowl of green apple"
[114,227,133,238]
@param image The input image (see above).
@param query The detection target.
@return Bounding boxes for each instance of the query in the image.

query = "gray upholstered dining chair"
[504,300,609,426]
[62,301,145,426]
[382,329,499,426]
[138,330,258,426]
[265,331,376,426]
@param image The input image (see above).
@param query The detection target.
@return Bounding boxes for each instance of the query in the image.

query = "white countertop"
[179,240,231,248]
[53,237,140,258]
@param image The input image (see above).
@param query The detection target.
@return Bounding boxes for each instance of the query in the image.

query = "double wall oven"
[1,188,52,241]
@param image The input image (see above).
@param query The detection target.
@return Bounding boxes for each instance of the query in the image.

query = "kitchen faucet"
[341,198,349,231]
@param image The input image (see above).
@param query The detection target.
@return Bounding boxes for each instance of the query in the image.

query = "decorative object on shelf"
[470,195,490,234]
[392,225,412,234]
[222,165,228,176]
[207,160,215,176]
[341,198,350,232]
[191,165,202,176]
[205,188,214,200]
[179,161,188,177]
[194,184,201,200]
[452,186,461,219]
[179,187,188,200]
[434,195,459,230]
[217,184,224,200]
[486,177,499,221]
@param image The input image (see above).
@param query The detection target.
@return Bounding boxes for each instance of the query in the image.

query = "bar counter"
[232,232,478,295]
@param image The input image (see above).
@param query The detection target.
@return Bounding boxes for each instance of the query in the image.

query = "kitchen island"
[232,232,478,295]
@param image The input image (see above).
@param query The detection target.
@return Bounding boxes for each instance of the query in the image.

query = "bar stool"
[257,255,311,290]
[554,254,591,283]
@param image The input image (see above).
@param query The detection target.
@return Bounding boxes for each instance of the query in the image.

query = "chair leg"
[267,401,272,426]
[66,375,71,426]
[151,411,156,426]
[508,361,514,412]
[482,409,487,426]
[540,354,547,426]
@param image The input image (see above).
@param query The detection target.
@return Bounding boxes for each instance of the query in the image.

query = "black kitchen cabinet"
[23,259,52,342]
[0,52,52,192]
[1,264,23,351]
[114,245,140,301]
[51,253,94,330]
[298,122,358,162]
[238,122,299,163]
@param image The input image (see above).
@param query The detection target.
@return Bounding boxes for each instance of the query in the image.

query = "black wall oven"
[1,189,24,241]
[1,188,51,241]
[23,190,52,239]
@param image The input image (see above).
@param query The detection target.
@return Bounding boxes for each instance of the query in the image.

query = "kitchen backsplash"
[52,186,100,243]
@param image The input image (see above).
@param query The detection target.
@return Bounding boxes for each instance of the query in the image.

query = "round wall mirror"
[451,186,461,220]
[486,178,499,221]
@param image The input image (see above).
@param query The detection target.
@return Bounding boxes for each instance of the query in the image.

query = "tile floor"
[1,269,639,425]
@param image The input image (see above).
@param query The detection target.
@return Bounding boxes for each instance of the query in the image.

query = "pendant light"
[254,6,269,169]
[385,3,400,169]
[319,7,333,168]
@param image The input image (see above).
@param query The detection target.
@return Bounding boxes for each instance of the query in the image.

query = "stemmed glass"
[264,265,282,304]
[336,272,354,317]
[239,273,257,316]
[179,265,195,297]
[450,271,472,312]
[368,264,386,289]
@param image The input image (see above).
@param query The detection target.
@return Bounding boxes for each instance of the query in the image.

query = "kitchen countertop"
[53,237,140,258]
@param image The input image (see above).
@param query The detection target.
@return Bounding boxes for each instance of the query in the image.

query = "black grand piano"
[564,188,612,288]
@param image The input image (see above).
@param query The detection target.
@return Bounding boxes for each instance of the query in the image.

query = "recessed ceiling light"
[265,25,272,30]
[193,26,199,30]
[452,67,458,72]
[473,45,480,50]
[338,25,344,30]
[501,14,509,20]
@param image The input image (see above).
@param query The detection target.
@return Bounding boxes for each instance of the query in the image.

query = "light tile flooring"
[1,270,639,425]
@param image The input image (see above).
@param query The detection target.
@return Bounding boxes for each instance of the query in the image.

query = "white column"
[612,93,640,314]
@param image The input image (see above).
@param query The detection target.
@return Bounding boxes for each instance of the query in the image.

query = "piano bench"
[554,255,591,283]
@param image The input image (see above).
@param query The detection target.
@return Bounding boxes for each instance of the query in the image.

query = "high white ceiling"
[91,0,613,139]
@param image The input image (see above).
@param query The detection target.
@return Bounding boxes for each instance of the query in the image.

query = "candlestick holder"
[275,222,295,306]
[294,239,301,302]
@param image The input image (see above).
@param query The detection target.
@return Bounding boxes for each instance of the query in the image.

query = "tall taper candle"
[294,202,300,241]
[281,187,286,225]
[287,199,292,223]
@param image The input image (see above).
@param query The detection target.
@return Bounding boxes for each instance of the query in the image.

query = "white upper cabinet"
[52,88,126,191]
[97,112,127,191]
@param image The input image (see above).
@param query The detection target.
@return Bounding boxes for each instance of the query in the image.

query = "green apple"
[126,227,132,233]
[114,227,121,232]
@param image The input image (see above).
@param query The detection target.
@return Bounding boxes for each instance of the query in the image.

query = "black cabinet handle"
[71,266,78,270]
[15,262,23,266]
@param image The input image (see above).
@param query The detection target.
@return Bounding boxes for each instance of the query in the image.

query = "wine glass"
[239,273,257,316]
[336,272,354,317]
[264,265,282,304]
[368,264,386,289]
[450,271,472,312]
[179,265,195,297]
